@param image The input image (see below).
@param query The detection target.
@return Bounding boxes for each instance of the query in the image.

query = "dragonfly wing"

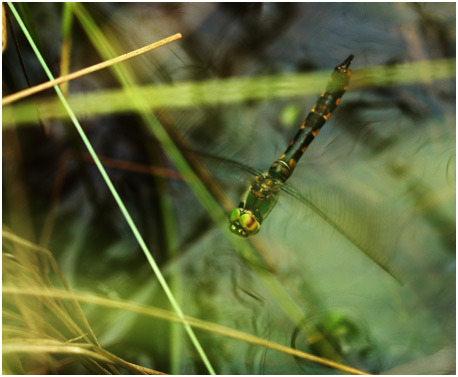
[280,181,403,284]
[197,152,264,178]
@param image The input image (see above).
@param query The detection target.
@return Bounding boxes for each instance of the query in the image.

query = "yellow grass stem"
[2,32,182,106]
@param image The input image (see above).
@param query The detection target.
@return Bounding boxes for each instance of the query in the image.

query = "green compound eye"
[229,208,241,222]
[239,213,260,235]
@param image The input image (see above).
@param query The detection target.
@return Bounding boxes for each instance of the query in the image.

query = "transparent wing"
[196,151,264,178]
[193,150,403,283]
[280,181,403,284]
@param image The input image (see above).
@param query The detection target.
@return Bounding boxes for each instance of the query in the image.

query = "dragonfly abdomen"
[268,55,353,183]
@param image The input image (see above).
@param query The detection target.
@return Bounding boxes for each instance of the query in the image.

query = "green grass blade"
[3,57,455,127]
[58,3,73,96]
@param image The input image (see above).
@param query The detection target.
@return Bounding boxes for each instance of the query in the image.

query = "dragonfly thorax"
[250,174,282,200]
[229,174,282,237]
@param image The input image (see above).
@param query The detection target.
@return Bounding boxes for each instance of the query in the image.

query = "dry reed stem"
[3,286,371,375]
[2,33,182,106]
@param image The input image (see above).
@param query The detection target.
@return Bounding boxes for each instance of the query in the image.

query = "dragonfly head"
[229,208,261,237]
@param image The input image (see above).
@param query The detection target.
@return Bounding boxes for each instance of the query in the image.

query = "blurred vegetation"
[2,2,456,375]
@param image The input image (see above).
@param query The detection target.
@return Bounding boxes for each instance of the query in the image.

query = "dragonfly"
[165,54,399,281]
[222,54,400,282]
[229,55,354,237]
